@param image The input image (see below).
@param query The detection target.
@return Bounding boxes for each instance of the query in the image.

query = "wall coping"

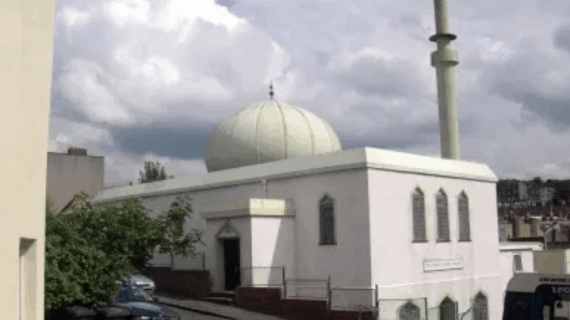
[201,198,296,220]
[93,147,498,205]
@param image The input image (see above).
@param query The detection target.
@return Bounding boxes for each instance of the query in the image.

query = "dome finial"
[269,80,274,100]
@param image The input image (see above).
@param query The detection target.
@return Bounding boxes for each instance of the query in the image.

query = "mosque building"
[93,92,503,319]
[93,0,507,319]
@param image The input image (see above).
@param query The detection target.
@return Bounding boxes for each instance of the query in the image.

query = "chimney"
[430,0,460,160]
[67,147,88,156]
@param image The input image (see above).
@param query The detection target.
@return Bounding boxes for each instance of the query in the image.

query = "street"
[162,304,230,320]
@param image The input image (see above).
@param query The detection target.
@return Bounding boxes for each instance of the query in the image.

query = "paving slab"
[155,293,287,320]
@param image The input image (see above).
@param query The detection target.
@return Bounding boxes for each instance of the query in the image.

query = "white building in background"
[0,0,55,319]
[47,148,105,213]
[540,186,556,204]
[94,99,504,319]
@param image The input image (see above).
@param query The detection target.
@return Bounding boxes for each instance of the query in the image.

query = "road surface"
[165,304,230,320]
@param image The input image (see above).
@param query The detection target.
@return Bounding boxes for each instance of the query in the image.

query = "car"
[126,273,156,296]
[109,279,180,320]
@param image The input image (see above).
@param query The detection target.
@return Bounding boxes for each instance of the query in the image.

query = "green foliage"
[45,191,200,311]
[139,161,172,184]
[157,194,204,267]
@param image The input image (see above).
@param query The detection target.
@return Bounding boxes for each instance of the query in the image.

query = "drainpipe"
[544,223,560,250]
[261,179,267,198]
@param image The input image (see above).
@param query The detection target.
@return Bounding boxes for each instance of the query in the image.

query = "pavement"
[155,293,287,320]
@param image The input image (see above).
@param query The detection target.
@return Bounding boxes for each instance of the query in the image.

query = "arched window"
[439,296,457,320]
[319,195,336,245]
[412,188,427,242]
[399,301,421,320]
[473,292,489,320]
[458,192,471,241]
[436,189,450,242]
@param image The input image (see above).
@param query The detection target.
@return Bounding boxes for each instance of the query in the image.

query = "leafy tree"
[45,194,135,310]
[158,194,204,269]
[139,161,173,184]
[45,192,200,311]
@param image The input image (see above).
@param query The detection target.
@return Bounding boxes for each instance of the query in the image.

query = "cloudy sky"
[49,0,570,185]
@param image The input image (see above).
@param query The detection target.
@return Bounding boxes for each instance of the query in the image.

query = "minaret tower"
[430,0,460,160]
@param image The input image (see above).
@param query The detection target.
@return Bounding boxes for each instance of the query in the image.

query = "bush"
[45,192,200,310]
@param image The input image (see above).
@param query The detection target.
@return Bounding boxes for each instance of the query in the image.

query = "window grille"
[436,190,450,242]
[458,192,471,241]
[399,301,421,320]
[412,188,427,242]
[319,195,336,245]
[473,292,489,320]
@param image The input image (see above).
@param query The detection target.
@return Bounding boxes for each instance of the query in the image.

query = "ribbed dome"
[205,100,343,172]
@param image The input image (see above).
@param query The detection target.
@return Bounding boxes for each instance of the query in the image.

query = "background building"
[0,0,55,319]
[46,147,105,213]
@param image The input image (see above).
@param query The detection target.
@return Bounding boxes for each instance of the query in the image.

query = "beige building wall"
[0,0,55,319]
[46,152,105,212]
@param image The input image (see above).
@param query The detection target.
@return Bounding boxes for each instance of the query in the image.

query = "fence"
[240,266,285,287]
[377,298,428,320]
[284,277,330,301]
[239,268,490,320]
[427,301,459,320]
[459,308,472,320]
[329,287,377,312]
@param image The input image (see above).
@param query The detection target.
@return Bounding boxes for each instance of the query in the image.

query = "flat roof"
[48,151,104,158]
[499,242,543,251]
[93,147,498,205]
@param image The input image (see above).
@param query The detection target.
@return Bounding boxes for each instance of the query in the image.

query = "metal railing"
[240,266,285,287]
[427,301,459,320]
[459,308,472,320]
[284,277,330,301]
[329,286,377,312]
[237,268,490,320]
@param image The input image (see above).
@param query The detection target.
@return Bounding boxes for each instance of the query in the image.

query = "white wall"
[264,168,372,288]
[135,182,263,269]
[498,247,536,317]
[111,168,371,291]
[534,249,568,274]
[0,0,55,318]
[46,153,105,212]
[202,217,252,291]
[250,217,294,285]
[368,168,503,318]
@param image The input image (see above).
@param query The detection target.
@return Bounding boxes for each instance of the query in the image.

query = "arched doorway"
[217,221,241,291]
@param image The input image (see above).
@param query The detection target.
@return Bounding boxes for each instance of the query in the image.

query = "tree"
[45,193,136,310]
[44,192,201,311]
[158,194,204,269]
[139,161,173,184]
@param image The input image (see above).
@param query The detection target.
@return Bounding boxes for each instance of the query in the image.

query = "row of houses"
[497,180,558,208]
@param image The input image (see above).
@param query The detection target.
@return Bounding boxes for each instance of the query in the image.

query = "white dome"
[205,100,343,172]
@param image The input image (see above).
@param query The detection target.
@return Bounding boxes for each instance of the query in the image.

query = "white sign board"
[423,259,464,272]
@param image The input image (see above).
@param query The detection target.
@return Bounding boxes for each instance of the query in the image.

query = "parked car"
[127,273,156,296]
[109,279,180,320]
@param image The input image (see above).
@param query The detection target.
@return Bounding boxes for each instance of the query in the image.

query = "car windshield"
[117,282,154,303]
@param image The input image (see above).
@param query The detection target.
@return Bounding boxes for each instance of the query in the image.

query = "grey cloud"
[110,121,216,161]
[476,36,570,132]
[331,55,427,99]
[554,23,570,53]
[215,0,238,10]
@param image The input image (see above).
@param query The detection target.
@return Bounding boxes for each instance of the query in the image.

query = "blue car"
[108,280,180,320]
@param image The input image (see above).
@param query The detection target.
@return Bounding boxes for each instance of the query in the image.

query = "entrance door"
[223,239,240,291]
